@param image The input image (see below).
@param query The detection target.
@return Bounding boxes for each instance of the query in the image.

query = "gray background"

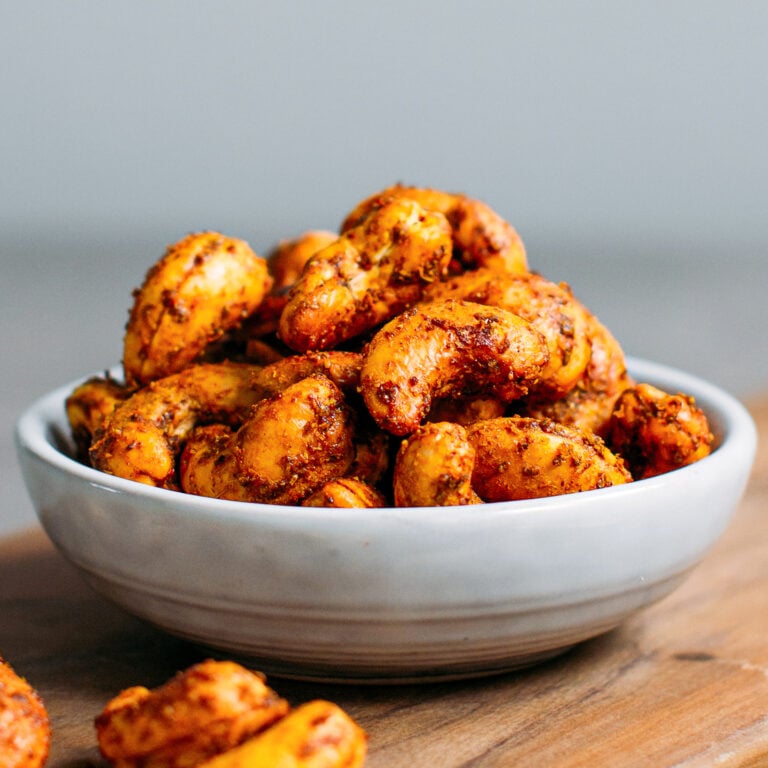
[3,2,767,536]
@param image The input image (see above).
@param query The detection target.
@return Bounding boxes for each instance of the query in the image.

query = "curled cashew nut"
[341,183,528,275]
[181,373,355,505]
[251,351,362,400]
[178,423,250,502]
[267,229,339,295]
[466,416,632,501]
[245,230,340,339]
[423,268,592,399]
[89,362,262,489]
[123,231,272,387]
[302,477,387,508]
[95,660,289,768]
[520,303,633,437]
[606,382,713,479]
[360,299,549,436]
[278,197,452,351]
[65,373,129,460]
[198,699,367,768]
[393,421,481,507]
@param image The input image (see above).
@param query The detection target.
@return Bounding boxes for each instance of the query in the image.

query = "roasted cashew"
[244,230,341,340]
[606,382,713,479]
[341,183,528,275]
[0,654,50,768]
[423,268,592,398]
[267,229,339,294]
[179,424,251,502]
[248,351,391,487]
[393,421,481,507]
[123,231,272,387]
[519,305,633,437]
[250,351,362,400]
[65,374,129,460]
[180,374,355,505]
[360,299,549,436]
[467,416,632,501]
[302,477,386,508]
[95,660,289,768]
[278,197,453,351]
[89,362,262,489]
[198,699,367,768]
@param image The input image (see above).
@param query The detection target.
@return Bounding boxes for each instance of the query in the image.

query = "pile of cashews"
[66,184,714,508]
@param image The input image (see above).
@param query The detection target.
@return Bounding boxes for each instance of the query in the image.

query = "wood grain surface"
[2,397,767,768]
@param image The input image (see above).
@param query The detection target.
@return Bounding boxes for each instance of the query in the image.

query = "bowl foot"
[198,643,578,685]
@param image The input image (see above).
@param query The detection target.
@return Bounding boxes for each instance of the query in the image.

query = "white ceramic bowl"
[16,358,757,683]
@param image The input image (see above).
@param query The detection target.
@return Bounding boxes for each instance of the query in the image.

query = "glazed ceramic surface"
[16,358,757,682]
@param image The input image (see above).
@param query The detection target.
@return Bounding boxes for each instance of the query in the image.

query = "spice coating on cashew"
[606,383,714,479]
[267,229,339,295]
[197,699,367,768]
[183,422,388,507]
[423,268,592,399]
[245,230,341,340]
[249,351,390,486]
[394,421,481,507]
[65,374,130,460]
[123,231,272,388]
[427,395,507,426]
[179,424,250,502]
[250,351,362,400]
[520,304,632,437]
[467,416,632,501]
[360,299,549,436]
[341,184,528,275]
[0,655,50,768]
[89,362,262,489]
[68,183,715,507]
[181,374,355,505]
[278,198,453,352]
[95,660,289,768]
[302,477,387,508]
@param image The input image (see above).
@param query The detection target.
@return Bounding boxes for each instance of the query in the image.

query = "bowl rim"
[15,356,758,524]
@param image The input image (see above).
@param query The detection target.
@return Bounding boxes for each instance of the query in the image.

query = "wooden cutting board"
[2,397,768,768]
